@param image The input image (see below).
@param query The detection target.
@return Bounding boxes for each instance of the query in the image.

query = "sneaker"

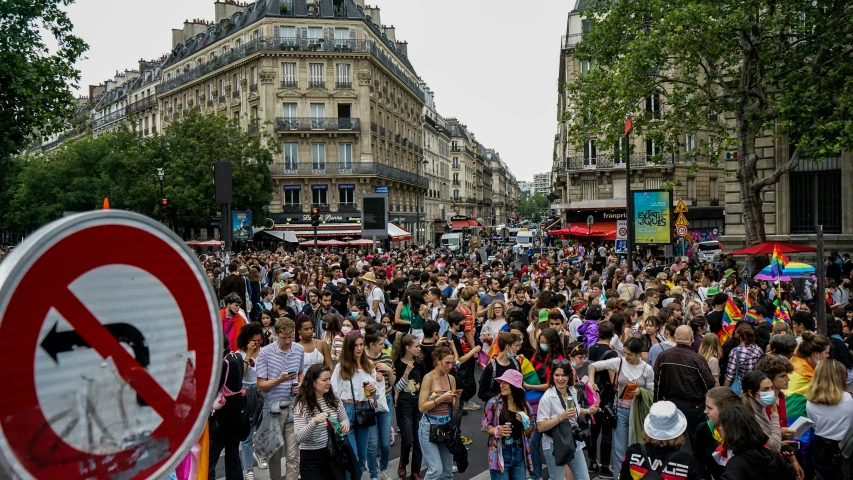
[452,466,458,473]
[599,465,614,479]
[460,435,473,445]
[463,401,481,411]
[588,461,600,472]
[390,428,395,446]
[254,452,268,469]
[379,470,392,480]
[245,472,254,480]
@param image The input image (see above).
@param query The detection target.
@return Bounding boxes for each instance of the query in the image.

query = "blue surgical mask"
[539,343,549,352]
[478,292,485,298]
[759,391,776,406]
[507,352,516,360]
[455,331,464,339]
[351,312,359,320]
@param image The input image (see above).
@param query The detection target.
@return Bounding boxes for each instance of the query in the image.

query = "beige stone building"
[421,83,452,244]
[551,1,725,244]
[155,0,428,237]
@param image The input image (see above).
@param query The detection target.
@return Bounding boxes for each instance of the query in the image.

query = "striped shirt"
[369,351,393,397]
[256,341,305,405]
[293,397,349,450]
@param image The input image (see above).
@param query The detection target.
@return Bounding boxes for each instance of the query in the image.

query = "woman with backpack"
[619,401,703,480]
[235,323,267,478]
[806,359,853,480]
[536,360,595,480]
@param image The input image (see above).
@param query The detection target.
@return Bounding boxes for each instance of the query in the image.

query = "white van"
[695,241,722,262]
[516,230,534,249]
[441,233,463,252]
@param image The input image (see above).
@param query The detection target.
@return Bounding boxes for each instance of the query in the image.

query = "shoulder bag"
[428,375,457,445]
[349,378,377,427]
[600,358,622,429]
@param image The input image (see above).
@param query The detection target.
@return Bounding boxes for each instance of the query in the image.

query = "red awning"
[549,228,571,236]
[568,225,605,236]
[728,242,817,255]
[451,219,482,229]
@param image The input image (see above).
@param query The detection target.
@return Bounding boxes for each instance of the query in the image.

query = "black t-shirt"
[331,288,348,313]
[394,359,427,395]
[420,341,436,372]
[478,357,520,402]
[706,310,724,334]
[510,300,532,320]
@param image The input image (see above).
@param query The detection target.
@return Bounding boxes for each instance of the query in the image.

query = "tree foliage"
[519,193,551,222]
[1,110,276,233]
[0,0,88,160]
[565,0,853,261]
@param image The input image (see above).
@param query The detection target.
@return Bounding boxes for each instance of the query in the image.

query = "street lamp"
[156,168,165,199]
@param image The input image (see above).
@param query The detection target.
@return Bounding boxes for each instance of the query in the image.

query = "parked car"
[695,240,722,262]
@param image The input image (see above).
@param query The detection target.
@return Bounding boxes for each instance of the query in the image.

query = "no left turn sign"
[0,211,221,480]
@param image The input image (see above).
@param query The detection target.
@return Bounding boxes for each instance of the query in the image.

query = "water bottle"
[363,381,372,399]
[329,415,343,436]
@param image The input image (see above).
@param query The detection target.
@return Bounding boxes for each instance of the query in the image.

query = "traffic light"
[159,198,171,220]
[311,207,320,227]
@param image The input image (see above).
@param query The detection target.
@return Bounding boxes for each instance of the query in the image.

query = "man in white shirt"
[362,272,385,321]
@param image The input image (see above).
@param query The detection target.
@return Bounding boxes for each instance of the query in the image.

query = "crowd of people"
[190,243,853,480]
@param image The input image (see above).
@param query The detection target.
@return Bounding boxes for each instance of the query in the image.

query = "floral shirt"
[480,396,536,473]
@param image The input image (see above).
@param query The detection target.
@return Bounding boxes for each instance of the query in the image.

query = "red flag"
[625,117,633,135]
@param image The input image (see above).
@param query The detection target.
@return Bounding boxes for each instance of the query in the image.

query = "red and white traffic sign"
[676,225,689,237]
[0,211,221,480]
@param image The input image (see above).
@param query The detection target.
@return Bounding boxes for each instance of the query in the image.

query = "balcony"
[218,95,226,103]
[338,202,358,212]
[144,128,150,136]
[371,123,378,133]
[156,37,424,101]
[281,80,298,88]
[125,96,158,116]
[152,125,157,134]
[250,83,258,93]
[93,110,125,129]
[248,122,260,134]
[563,153,675,171]
[232,90,240,98]
[275,117,361,132]
[335,80,352,89]
[562,34,582,49]
[282,204,302,213]
[269,162,428,187]
[309,80,326,89]
[450,146,461,152]
[483,164,493,176]
[452,180,460,186]
[311,203,331,212]
[207,99,214,107]
[452,163,460,170]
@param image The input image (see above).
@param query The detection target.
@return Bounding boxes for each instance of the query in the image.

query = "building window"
[312,187,328,205]
[284,188,301,206]
[310,103,325,129]
[334,27,351,48]
[644,177,662,190]
[282,102,297,119]
[283,143,298,170]
[580,59,591,74]
[339,143,352,169]
[645,139,657,163]
[687,177,696,200]
[685,133,696,154]
[281,62,297,87]
[251,66,258,87]
[710,178,718,201]
[311,143,326,170]
[646,93,660,119]
[277,26,296,41]
[583,140,597,167]
[307,27,322,45]
[452,157,459,168]
[233,73,240,96]
[309,63,325,88]
[339,186,354,204]
[582,180,598,200]
[336,64,351,88]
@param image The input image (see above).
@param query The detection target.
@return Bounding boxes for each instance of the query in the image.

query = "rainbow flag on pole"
[769,245,790,278]
[719,297,741,343]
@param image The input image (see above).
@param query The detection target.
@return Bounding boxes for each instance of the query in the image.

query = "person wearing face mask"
[739,371,783,455]
[478,332,521,402]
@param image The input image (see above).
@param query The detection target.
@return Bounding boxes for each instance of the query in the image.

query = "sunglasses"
[551,359,571,367]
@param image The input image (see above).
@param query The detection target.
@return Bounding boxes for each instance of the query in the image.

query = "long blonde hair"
[488,301,507,320]
[807,359,848,405]
[698,333,722,361]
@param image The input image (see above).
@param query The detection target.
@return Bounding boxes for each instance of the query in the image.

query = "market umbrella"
[548,228,571,236]
[728,242,816,255]
[781,262,815,277]
[569,225,605,236]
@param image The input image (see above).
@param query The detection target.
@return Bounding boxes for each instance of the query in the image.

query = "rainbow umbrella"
[781,262,815,277]
[754,265,791,281]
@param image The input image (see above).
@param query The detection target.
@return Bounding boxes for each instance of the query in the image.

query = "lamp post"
[156,168,164,199]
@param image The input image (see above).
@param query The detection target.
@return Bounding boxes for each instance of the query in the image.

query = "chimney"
[382,25,395,42]
[172,28,185,49]
[365,6,380,26]
[139,58,157,73]
[353,0,364,8]
[395,40,407,56]
[184,19,209,40]
[215,0,242,23]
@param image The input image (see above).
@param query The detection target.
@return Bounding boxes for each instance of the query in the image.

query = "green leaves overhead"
[1,110,276,232]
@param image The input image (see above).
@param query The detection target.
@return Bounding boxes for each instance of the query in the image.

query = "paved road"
[214,368,607,480]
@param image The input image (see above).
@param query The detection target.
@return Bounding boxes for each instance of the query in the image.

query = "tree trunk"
[735,116,770,274]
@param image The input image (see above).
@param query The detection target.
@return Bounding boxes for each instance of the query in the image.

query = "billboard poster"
[232,210,253,241]
[633,190,671,244]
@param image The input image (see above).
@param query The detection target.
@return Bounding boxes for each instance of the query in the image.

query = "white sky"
[66,0,569,181]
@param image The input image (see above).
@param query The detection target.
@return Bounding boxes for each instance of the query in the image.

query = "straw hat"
[360,272,378,283]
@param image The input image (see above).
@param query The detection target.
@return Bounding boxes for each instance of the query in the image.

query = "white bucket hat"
[643,401,687,441]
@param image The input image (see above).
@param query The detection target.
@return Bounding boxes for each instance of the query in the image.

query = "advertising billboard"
[232,211,253,241]
[632,190,672,244]
[361,194,389,239]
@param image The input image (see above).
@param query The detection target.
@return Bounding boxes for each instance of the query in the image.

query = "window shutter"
[274,25,280,40]
[323,27,333,41]
[349,27,356,41]
[300,26,307,42]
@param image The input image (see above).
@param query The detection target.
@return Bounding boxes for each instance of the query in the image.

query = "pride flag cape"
[485,342,544,407]
[718,297,741,343]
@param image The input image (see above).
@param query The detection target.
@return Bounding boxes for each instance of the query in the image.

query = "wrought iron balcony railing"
[207,99,214,107]
[232,89,241,98]
[308,80,326,89]
[93,110,125,128]
[248,122,260,134]
[250,83,258,93]
[336,80,352,89]
[274,117,361,132]
[269,162,428,187]
[563,153,675,171]
[218,95,226,103]
[311,203,331,212]
[282,204,302,213]
[156,36,424,101]
[562,34,583,49]
[281,80,298,88]
[125,96,158,116]
[338,202,358,212]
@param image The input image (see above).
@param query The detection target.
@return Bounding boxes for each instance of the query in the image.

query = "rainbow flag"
[563,253,582,264]
[745,310,763,323]
[718,297,741,343]
[773,304,791,325]
[769,245,790,278]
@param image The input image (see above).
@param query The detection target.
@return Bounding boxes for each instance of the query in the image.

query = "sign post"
[616,219,628,254]
[586,215,594,248]
[0,210,221,480]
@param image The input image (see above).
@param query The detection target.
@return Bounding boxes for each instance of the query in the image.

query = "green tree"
[519,193,551,222]
[2,111,276,232]
[0,0,88,160]
[565,0,853,269]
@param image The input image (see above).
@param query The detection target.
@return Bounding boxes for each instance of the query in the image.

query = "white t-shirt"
[538,386,584,451]
[236,350,257,385]
[366,285,384,320]
[568,315,583,340]
[807,393,853,441]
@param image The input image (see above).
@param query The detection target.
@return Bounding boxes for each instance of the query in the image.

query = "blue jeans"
[611,406,631,474]
[489,443,526,480]
[344,403,373,480]
[543,445,590,480]
[418,417,453,480]
[368,392,394,477]
[240,384,260,472]
[529,425,543,479]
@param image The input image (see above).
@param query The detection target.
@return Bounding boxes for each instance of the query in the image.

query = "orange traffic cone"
[103,198,110,210]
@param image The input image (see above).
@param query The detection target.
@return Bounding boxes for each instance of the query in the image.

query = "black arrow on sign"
[41,321,151,406]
